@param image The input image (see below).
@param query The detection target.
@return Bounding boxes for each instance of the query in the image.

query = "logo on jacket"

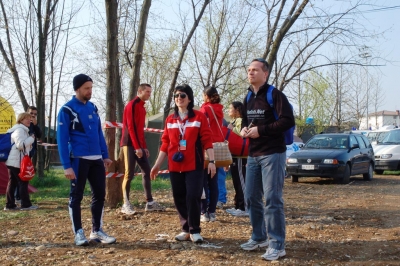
[247,109,265,115]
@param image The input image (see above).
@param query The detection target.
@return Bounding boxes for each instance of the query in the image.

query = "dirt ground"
[1,173,400,265]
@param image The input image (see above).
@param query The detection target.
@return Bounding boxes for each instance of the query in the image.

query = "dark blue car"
[286,133,375,184]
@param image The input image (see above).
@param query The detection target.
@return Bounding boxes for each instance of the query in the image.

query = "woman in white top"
[4,112,37,211]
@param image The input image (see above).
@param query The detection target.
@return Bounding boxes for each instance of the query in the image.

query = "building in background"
[359,110,400,130]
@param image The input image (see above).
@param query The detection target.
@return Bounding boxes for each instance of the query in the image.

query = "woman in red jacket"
[150,84,216,243]
[199,86,224,222]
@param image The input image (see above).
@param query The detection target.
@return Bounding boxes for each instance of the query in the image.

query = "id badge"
[179,139,187,150]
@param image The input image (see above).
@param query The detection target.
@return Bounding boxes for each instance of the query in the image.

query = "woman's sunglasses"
[174,93,187,99]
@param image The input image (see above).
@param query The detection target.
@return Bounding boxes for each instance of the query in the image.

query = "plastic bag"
[19,155,35,181]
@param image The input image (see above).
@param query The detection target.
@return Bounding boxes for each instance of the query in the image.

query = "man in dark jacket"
[240,58,295,261]
[27,106,42,158]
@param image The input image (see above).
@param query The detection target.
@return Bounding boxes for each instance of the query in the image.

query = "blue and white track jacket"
[57,96,109,169]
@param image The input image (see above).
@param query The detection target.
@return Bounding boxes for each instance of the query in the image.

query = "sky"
[360,2,400,112]
[2,0,399,116]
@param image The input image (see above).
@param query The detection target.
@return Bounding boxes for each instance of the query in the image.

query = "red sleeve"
[127,101,146,150]
[160,117,170,153]
[199,112,213,149]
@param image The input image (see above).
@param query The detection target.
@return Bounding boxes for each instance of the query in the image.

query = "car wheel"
[341,164,350,184]
[363,164,373,181]
[374,169,384,175]
[291,175,299,183]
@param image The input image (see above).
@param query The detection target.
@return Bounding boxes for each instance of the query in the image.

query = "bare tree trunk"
[264,0,309,79]
[163,0,210,123]
[0,0,29,110]
[104,0,123,208]
[36,0,58,179]
[116,75,123,156]
[128,0,152,101]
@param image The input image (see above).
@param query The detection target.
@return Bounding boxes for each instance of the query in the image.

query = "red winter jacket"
[199,102,225,143]
[160,110,213,172]
[120,96,147,149]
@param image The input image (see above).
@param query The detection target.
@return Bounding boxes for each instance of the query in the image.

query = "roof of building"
[369,110,400,116]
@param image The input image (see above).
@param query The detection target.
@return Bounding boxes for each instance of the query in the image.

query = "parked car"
[286,142,304,158]
[373,129,400,174]
[286,133,375,184]
[366,129,390,147]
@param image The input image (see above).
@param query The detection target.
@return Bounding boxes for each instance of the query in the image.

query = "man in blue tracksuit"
[57,74,116,246]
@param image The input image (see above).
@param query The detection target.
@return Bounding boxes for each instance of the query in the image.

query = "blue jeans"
[201,169,219,214]
[245,152,286,250]
[217,167,227,203]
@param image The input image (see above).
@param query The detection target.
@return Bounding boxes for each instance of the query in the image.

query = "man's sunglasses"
[174,93,187,99]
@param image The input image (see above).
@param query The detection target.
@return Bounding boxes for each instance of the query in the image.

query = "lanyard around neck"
[177,120,188,138]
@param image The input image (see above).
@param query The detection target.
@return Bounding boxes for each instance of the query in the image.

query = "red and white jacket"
[160,110,213,172]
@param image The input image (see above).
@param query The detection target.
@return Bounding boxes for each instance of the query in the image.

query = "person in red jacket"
[120,83,165,215]
[150,84,216,243]
[199,86,224,222]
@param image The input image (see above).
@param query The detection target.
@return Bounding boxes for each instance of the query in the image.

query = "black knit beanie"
[73,74,93,90]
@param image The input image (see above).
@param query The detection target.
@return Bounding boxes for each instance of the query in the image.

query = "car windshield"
[378,130,400,145]
[305,135,349,149]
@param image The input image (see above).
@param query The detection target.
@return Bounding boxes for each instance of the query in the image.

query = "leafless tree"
[127,0,152,100]
[0,0,78,177]
[162,0,211,122]
[189,0,253,106]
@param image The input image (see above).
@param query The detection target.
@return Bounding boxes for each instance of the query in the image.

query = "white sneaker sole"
[241,241,269,251]
[261,250,286,261]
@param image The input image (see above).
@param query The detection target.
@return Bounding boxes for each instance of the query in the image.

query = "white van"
[366,129,390,148]
[373,129,400,174]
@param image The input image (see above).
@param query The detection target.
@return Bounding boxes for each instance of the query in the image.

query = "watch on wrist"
[209,160,215,164]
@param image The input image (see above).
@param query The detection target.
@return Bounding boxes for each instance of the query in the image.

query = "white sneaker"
[89,229,116,244]
[261,247,286,260]
[121,204,136,215]
[175,232,190,241]
[20,205,39,211]
[190,233,203,243]
[209,212,216,222]
[240,239,269,251]
[226,208,236,214]
[74,229,89,246]
[200,212,210,222]
[216,201,224,209]
[231,209,249,217]
[145,201,165,212]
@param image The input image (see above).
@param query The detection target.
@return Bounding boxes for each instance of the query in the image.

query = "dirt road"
[1,174,399,265]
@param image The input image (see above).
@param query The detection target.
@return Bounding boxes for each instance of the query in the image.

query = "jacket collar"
[247,82,269,97]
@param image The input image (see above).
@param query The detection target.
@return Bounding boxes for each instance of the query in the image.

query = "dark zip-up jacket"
[243,82,295,157]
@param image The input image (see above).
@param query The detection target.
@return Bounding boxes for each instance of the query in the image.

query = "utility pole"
[359,46,371,129]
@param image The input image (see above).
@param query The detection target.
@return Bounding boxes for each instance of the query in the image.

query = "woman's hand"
[227,123,233,130]
[208,163,216,177]
[150,151,167,180]
[150,166,159,180]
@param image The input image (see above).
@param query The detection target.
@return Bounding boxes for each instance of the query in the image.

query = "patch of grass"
[0,168,172,207]
[383,170,400,175]
[0,210,30,220]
